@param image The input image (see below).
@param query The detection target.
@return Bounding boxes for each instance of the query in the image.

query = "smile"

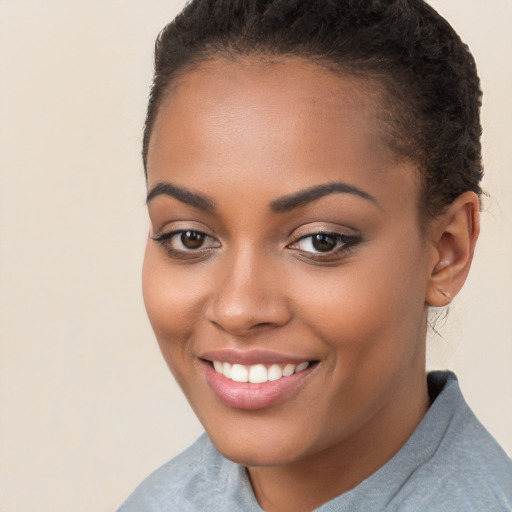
[202,357,317,410]
[212,361,310,383]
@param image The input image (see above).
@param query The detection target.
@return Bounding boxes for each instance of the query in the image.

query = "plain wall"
[0,1,510,511]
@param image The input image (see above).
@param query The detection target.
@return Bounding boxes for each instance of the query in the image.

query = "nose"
[205,245,292,337]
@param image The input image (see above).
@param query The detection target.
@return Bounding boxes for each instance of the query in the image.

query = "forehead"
[150,56,385,160]
[147,56,420,214]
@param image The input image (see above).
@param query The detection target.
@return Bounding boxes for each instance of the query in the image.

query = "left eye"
[289,233,353,254]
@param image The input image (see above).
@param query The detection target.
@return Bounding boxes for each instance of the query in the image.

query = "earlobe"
[425,192,480,307]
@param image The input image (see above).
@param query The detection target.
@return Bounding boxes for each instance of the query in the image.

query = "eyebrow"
[146,182,215,212]
[146,180,377,214]
[270,182,378,213]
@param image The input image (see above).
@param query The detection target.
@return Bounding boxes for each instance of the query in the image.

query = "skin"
[142,57,479,512]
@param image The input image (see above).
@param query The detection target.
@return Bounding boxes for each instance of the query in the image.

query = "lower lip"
[202,361,315,410]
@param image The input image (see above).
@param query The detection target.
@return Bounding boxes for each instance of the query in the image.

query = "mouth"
[200,354,319,410]
[209,360,314,383]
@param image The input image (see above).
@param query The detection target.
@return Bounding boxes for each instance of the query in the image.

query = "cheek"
[292,241,428,365]
[142,244,207,359]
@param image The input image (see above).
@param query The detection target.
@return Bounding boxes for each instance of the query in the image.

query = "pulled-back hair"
[143,0,483,219]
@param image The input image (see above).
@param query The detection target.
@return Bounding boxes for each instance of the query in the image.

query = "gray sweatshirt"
[117,372,512,511]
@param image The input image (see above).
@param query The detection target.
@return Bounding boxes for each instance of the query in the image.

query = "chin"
[202,417,317,468]
[213,437,301,468]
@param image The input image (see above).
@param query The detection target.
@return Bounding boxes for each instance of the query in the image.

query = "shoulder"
[391,372,512,512]
[404,425,512,512]
[116,434,231,512]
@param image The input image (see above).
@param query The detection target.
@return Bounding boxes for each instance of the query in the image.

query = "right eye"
[152,229,221,257]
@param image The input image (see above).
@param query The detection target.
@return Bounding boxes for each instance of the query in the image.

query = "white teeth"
[282,364,296,377]
[231,363,249,382]
[212,360,311,383]
[295,362,309,373]
[267,364,283,381]
[222,362,232,379]
[249,364,268,384]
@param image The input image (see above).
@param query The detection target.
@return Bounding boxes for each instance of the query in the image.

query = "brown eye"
[311,234,336,252]
[288,230,361,258]
[152,228,220,258]
[180,231,205,249]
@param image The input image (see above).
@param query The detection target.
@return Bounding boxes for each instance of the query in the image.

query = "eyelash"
[287,231,360,261]
[152,229,361,262]
[151,230,220,260]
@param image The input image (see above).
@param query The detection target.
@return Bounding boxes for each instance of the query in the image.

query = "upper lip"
[199,349,316,366]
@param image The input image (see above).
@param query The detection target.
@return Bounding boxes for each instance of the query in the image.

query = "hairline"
[143,50,437,230]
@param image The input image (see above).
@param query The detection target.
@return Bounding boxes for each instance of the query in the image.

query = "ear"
[425,191,480,307]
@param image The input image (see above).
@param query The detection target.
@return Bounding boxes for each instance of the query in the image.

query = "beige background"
[0,1,510,511]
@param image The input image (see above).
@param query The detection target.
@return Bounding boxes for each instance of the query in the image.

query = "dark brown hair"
[143,0,483,219]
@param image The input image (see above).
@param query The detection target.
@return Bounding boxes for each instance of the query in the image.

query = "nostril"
[253,322,273,328]
[206,296,293,335]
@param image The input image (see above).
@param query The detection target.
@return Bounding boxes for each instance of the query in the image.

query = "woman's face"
[143,57,434,468]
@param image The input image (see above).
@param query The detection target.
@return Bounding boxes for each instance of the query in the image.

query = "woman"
[118,0,512,510]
